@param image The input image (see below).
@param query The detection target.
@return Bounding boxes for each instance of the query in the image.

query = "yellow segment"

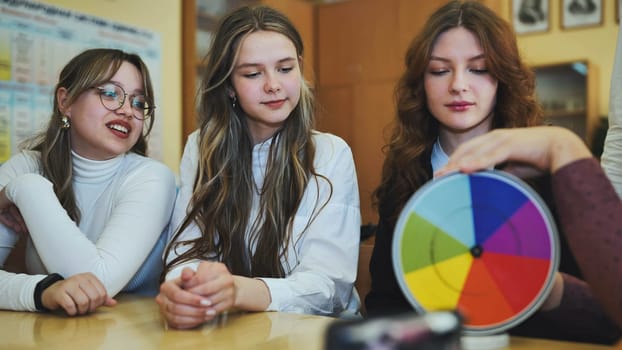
[404,253,472,310]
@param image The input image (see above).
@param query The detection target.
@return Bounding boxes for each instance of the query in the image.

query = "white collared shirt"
[167,130,362,316]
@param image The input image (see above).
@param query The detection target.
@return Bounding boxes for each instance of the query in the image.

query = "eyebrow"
[235,57,297,69]
[106,80,145,94]
[429,53,486,63]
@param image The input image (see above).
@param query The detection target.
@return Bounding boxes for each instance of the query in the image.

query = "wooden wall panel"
[317,0,401,87]
[352,83,396,224]
[316,86,354,145]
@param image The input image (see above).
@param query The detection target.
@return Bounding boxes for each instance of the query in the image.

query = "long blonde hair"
[29,48,155,224]
[164,5,327,279]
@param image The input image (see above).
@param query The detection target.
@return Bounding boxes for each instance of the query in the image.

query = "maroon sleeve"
[511,158,622,344]
[511,273,619,344]
[552,158,622,332]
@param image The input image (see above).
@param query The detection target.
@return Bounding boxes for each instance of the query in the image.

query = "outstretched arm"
[437,126,622,341]
[436,126,591,177]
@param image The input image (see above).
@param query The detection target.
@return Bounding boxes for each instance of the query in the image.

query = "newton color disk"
[392,170,559,335]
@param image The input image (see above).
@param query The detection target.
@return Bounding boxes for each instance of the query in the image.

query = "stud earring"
[61,115,71,130]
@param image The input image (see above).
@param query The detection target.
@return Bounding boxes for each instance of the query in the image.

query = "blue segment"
[469,174,529,245]
[410,173,475,247]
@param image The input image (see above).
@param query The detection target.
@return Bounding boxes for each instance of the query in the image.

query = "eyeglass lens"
[97,83,152,119]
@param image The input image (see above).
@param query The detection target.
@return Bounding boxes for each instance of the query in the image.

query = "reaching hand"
[436,126,592,178]
[41,272,116,316]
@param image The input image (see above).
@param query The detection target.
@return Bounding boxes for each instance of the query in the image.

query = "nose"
[449,71,468,93]
[264,73,281,94]
[117,96,135,119]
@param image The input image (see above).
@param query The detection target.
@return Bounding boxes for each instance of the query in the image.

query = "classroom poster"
[0,0,163,163]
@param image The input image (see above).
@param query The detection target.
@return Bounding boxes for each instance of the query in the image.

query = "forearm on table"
[0,270,45,311]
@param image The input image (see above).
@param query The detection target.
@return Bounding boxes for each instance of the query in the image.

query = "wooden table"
[0,295,613,349]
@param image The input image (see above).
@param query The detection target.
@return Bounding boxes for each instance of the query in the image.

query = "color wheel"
[392,170,559,335]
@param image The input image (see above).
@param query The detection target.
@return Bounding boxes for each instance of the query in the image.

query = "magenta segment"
[481,201,552,260]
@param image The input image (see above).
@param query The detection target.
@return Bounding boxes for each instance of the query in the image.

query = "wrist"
[550,129,592,173]
[34,273,64,312]
[232,276,271,311]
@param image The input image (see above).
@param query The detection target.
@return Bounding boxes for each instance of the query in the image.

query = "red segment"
[481,252,551,314]
[457,259,514,327]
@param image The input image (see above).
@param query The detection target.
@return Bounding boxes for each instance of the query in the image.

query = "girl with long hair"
[0,48,176,315]
[157,5,361,329]
[366,0,619,344]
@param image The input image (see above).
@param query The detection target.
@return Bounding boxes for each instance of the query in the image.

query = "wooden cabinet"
[534,61,598,146]
[181,0,314,143]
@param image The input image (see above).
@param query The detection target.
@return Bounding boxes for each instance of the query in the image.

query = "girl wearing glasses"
[157,5,361,329]
[0,48,176,315]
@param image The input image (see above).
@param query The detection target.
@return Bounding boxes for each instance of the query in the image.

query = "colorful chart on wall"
[392,170,559,335]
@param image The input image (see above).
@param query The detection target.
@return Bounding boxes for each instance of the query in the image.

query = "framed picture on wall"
[561,0,603,29]
[511,0,550,34]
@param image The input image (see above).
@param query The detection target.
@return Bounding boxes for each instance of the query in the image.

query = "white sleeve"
[0,271,46,311]
[259,136,361,315]
[602,23,622,198]
[4,162,177,296]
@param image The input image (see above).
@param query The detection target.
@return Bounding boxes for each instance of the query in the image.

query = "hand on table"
[156,262,235,329]
[41,272,117,316]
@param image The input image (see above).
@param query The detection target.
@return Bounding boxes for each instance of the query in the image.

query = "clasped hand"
[156,261,236,329]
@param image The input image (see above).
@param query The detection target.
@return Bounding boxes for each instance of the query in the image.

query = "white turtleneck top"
[166,130,361,316]
[0,150,176,311]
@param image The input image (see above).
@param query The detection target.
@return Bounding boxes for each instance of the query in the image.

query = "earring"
[61,115,71,130]
[231,95,237,109]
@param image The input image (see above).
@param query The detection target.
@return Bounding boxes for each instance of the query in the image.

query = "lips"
[446,101,474,111]
[106,120,132,138]
[262,99,286,109]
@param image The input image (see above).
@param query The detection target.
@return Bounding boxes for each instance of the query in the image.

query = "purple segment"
[482,201,552,260]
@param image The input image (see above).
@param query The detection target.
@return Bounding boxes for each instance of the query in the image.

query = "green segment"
[401,212,470,273]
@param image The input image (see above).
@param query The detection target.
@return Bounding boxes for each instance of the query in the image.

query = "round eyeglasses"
[94,82,155,120]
